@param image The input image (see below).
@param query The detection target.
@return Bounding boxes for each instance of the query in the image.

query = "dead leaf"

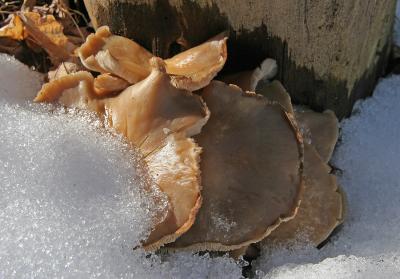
[0,14,26,41]
[20,11,71,64]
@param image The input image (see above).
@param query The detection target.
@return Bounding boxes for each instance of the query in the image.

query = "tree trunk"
[83,0,396,119]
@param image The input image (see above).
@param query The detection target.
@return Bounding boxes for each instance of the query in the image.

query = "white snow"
[0,54,242,279]
[255,75,400,278]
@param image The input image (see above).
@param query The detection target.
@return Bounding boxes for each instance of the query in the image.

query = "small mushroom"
[220,58,277,92]
[77,26,153,84]
[34,70,94,105]
[93,73,130,97]
[164,33,228,91]
[166,81,304,252]
[34,58,210,250]
[294,108,339,163]
[76,25,112,72]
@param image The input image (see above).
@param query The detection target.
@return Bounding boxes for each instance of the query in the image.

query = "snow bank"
[256,75,400,278]
[0,54,242,278]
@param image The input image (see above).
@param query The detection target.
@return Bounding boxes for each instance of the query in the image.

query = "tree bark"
[84,0,396,119]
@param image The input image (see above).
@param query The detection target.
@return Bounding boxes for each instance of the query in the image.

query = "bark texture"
[84,0,396,119]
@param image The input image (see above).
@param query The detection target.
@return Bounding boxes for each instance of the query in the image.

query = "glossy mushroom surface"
[167,81,304,251]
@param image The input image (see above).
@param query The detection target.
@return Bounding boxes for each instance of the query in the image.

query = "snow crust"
[0,54,242,278]
[256,75,400,278]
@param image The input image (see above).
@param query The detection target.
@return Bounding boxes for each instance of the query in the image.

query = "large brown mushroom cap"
[34,58,210,251]
[255,82,344,247]
[264,144,345,246]
[164,34,228,91]
[167,81,304,252]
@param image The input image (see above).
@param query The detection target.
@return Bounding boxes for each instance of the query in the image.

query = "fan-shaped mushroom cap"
[220,58,277,92]
[254,83,344,246]
[34,57,210,250]
[77,26,153,84]
[164,34,228,91]
[143,132,203,249]
[34,71,94,104]
[294,109,339,163]
[166,81,304,252]
[264,144,345,246]
[93,73,130,97]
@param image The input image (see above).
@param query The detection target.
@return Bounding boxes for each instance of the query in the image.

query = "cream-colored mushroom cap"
[167,81,304,252]
[165,34,228,91]
[77,26,153,84]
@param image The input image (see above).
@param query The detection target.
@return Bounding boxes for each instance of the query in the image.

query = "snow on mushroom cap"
[167,81,304,252]
[33,57,210,251]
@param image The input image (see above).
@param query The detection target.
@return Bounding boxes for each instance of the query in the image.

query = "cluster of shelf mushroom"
[34,26,346,257]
